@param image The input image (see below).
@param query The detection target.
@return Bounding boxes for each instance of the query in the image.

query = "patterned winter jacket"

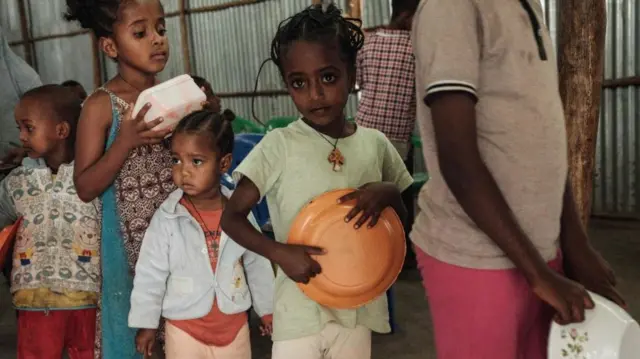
[0,159,101,303]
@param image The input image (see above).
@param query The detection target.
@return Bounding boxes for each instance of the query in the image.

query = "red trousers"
[17,308,96,359]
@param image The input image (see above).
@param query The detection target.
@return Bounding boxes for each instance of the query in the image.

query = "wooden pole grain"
[557,0,607,225]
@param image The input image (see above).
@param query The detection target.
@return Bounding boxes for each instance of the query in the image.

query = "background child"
[221,5,413,359]
[0,84,100,359]
[129,110,274,359]
[64,0,174,357]
[355,0,420,269]
[61,80,88,102]
[192,75,222,114]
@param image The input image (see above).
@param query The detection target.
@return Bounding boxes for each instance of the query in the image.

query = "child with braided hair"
[129,110,274,359]
[221,4,413,359]
[64,0,175,357]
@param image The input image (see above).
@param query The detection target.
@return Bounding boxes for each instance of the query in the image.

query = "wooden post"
[16,0,33,67]
[557,0,607,226]
[90,34,102,89]
[348,0,362,18]
[179,0,192,74]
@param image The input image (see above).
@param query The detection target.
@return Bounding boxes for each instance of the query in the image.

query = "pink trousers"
[416,247,562,359]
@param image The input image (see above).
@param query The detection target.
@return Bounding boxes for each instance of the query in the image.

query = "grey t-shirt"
[0,27,42,159]
[411,0,567,269]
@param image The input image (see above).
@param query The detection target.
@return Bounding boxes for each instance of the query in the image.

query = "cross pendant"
[328,148,345,172]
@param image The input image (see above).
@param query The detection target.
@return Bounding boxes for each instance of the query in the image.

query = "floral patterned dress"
[94,88,175,358]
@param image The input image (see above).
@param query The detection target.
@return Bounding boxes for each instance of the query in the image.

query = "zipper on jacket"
[519,0,548,61]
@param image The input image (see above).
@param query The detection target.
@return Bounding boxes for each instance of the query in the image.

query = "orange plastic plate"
[0,218,22,270]
[288,189,405,309]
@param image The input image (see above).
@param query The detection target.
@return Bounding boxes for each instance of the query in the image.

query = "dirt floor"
[0,218,638,358]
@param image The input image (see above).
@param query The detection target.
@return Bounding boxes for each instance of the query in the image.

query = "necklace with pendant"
[186,196,224,262]
[314,121,346,172]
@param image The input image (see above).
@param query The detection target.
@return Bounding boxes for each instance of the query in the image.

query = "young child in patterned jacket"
[0,84,100,359]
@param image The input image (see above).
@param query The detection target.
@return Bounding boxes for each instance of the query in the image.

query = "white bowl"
[548,292,640,359]
[133,74,206,131]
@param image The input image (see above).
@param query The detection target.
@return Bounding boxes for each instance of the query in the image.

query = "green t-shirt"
[233,119,413,341]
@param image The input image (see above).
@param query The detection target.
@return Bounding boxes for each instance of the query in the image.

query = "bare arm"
[559,179,625,306]
[221,177,323,284]
[73,93,132,202]
[559,180,587,246]
[220,178,283,262]
[430,93,549,283]
[73,93,169,202]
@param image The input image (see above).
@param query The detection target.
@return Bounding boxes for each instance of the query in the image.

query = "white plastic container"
[548,292,640,359]
[132,74,206,131]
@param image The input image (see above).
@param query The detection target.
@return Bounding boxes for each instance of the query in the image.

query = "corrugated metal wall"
[593,0,640,216]
[1,0,95,93]
[185,0,323,122]
[0,0,23,54]
[2,0,638,215]
[538,0,640,216]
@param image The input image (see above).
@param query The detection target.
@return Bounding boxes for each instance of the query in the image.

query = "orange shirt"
[168,199,247,346]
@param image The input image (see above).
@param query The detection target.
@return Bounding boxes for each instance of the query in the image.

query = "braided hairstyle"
[63,0,126,38]
[270,4,365,77]
[173,109,236,157]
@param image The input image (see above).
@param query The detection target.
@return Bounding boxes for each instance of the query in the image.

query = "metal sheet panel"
[361,0,390,28]
[540,0,558,48]
[0,0,23,43]
[158,16,186,81]
[593,0,640,215]
[189,0,312,122]
[34,34,94,91]
[19,0,94,89]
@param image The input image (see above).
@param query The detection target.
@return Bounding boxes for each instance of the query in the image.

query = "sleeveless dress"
[94,88,175,358]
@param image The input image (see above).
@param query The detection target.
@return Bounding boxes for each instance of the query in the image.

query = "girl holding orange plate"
[221,4,413,359]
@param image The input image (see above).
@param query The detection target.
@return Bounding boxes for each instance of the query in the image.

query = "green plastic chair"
[412,172,429,192]
[232,116,265,134]
[266,116,298,132]
[411,134,422,149]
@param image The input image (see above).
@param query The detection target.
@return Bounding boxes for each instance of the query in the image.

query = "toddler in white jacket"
[129,110,274,359]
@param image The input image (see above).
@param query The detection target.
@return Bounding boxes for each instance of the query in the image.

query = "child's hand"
[531,267,595,324]
[564,242,626,308]
[260,314,273,336]
[273,243,325,284]
[199,87,221,113]
[135,328,157,357]
[118,103,173,150]
[338,183,401,229]
[0,146,26,168]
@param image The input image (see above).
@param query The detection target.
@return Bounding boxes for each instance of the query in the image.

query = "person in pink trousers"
[410,0,625,358]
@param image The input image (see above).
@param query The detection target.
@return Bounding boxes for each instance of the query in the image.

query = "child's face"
[281,40,353,127]
[171,132,231,199]
[14,98,68,159]
[103,0,169,75]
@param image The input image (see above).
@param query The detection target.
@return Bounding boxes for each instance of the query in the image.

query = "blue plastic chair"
[221,173,235,190]
[228,134,271,229]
